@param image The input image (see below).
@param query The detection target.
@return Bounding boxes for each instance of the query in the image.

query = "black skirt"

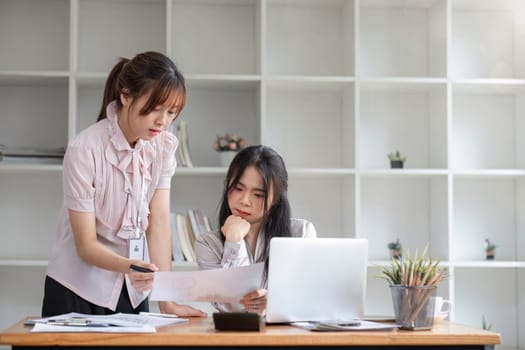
[41,275,149,317]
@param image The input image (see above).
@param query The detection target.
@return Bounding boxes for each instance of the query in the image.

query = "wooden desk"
[0,317,500,350]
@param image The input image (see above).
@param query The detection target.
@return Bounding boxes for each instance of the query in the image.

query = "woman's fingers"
[128,263,157,292]
[241,289,267,314]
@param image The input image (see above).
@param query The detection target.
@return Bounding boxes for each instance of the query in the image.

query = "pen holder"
[390,285,436,330]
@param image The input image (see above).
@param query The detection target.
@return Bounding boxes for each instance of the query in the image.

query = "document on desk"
[29,312,187,333]
[151,263,264,303]
[291,320,398,332]
[31,323,156,333]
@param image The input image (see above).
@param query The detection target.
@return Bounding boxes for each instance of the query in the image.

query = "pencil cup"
[390,285,436,330]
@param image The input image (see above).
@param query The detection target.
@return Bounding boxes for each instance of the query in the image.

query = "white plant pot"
[219,151,237,167]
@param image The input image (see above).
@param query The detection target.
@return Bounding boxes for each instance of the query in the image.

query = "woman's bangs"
[140,78,186,115]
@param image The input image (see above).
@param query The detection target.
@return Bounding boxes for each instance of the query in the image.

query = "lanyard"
[121,151,146,239]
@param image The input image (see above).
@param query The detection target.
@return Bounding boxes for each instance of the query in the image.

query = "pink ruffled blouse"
[47,101,178,310]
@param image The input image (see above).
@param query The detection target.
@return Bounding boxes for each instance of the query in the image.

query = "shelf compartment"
[77,0,166,73]
[453,178,525,262]
[0,267,47,332]
[0,0,69,71]
[265,80,355,168]
[359,81,447,169]
[359,0,446,77]
[454,268,520,349]
[360,176,448,261]
[180,80,260,167]
[452,83,525,169]
[289,175,355,239]
[171,175,224,232]
[0,174,61,260]
[0,79,68,151]
[76,79,104,135]
[171,0,259,75]
[451,0,525,79]
[266,0,355,76]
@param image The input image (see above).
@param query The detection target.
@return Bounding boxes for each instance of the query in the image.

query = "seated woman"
[195,145,316,315]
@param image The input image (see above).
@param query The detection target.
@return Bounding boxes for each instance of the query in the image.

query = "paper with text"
[151,263,264,303]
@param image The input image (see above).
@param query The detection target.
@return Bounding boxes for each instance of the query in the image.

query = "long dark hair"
[218,145,292,282]
[97,51,186,121]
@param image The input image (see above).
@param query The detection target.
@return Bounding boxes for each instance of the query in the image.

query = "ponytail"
[97,58,129,121]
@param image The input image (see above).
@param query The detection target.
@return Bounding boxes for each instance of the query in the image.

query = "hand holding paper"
[150,263,264,303]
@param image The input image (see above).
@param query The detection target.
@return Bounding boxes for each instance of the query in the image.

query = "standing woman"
[195,145,317,315]
[42,51,205,317]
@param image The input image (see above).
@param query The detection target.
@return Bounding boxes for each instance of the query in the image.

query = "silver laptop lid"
[266,237,368,323]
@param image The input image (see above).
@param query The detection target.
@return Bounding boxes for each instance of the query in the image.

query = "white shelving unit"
[0,0,524,348]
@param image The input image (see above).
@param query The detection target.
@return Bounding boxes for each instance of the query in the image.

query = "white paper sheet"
[150,263,264,303]
[291,320,398,332]
[29,312,186,332]
[31,323,156,333]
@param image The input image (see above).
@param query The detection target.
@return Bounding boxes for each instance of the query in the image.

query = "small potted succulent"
[388,150,407,169]
[484,238,497,260]
[482,315,492,331]
[387,238,402,260]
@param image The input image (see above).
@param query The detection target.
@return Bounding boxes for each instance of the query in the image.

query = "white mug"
[433,296,452,319]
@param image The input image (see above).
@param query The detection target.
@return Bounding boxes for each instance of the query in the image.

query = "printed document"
[150,263,264,303]
[29,312,187,333]
[291,320,397,331]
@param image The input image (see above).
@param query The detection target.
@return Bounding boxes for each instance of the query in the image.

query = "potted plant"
[387,238,402,260]
[381,246,447,330]
[388,150,407,169]
[482,315,492,331]
[484,238,497,260]
[213,133,247,167]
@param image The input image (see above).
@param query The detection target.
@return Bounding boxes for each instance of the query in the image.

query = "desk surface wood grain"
[0,317,501,347]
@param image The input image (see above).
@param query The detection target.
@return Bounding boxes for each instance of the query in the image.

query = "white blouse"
[195,218,317,312]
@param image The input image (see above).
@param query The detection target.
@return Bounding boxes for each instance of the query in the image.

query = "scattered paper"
[31,323,156,333]
[291,320,398,332]
[150,263,264,303]
[28,312,187,333]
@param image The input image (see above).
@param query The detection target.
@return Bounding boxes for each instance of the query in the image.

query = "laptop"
[265,237,368,324]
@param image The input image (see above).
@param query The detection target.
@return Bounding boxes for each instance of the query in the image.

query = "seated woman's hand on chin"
[240,289,267,315]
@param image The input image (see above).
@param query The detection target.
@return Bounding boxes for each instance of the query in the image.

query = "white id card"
[128,235,145,260]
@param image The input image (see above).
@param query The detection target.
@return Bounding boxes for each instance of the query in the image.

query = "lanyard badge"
[128,234,145,260]
[128,213,146,260]
[123,166,147,261]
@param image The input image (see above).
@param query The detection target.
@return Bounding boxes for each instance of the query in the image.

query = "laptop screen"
[266,237,368,323]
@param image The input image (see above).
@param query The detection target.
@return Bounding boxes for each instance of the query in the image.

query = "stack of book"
[170,209,213,262]
[173,120,193,167]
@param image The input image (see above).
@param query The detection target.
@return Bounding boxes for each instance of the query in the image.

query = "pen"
[130,264,154,273]
[46,317,119,327]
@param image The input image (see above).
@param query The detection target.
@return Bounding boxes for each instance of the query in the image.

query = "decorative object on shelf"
[214,133,247,167]
[381,247,447,330]
[0,144,65,164]
[387,238,403,260]
[484,238,497,260]
[387,150,407,169]
[173,120,193,167]
[482,315,492,331]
